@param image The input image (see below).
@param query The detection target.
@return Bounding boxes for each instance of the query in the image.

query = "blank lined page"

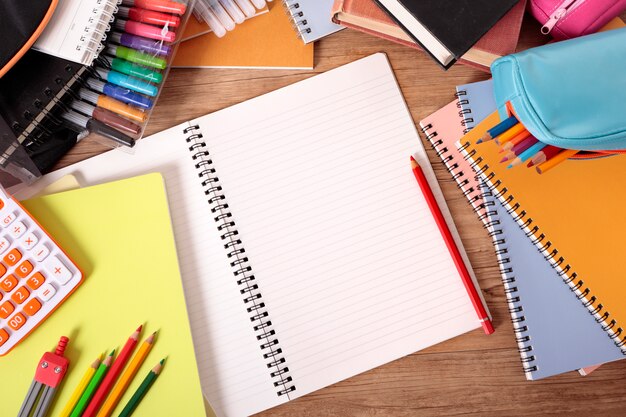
[191,53,481,399]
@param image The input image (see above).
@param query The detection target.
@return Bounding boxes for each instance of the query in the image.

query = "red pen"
[410,156,494,335]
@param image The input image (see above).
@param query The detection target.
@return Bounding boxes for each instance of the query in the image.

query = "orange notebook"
[172,3,314,69]
[459,111,626,352]
[180,6,269,41]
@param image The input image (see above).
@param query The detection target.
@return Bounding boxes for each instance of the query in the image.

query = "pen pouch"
[490,27,626,152]
[529,0,626,39]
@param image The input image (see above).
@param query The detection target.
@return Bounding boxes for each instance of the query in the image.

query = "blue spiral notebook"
[284,0,344,43]
[423,78,625,379]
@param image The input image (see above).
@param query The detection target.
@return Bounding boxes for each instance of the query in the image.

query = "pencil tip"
[506,164,513,169]
[499,157,508,163]
[160,358,166,365]
[136,324,143,332]
[476,139,483,144]
[109,349,116,356]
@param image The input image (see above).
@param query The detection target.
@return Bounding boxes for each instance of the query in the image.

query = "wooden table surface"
[55,12,626,417]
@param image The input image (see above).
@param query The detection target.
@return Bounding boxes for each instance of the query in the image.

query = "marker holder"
[0,0,196,186]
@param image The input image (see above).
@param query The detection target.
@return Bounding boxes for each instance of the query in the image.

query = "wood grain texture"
[54,12,626,417]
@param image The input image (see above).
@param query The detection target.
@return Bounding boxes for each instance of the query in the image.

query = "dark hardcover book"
[373,0,519,69]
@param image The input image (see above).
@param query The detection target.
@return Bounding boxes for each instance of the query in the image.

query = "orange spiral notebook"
[459,111,626,352]
[172,3,313,69]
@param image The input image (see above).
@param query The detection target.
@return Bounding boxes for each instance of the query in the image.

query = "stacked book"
[332,0,527,71]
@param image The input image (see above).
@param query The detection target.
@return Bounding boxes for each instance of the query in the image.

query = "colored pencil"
[477,115,517,143]
[527,145,562,167]
[508,142,548,168]
[410,156,494,334]
[96,332,157,417]
[70,350,115,417]
[60,355,103,417]
[82,325,143,417]
[118,359,165,417]
[500,130,532,151]
[536,149,579,174]
[494,123,527,145]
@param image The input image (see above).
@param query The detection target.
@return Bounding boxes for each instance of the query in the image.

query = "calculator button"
[38,283,56,301]
[11,287,30,305]
[0,275,17,292]
[0,199,4,211]
[1,212,16,228]
[45,257,72,285]
[15,260,33,278]
[26,272,45,290]
[4,248,21,266]
[0,328,8,347]
[10,221,26,239]
[0,237,10,255]
[7,312,26,331]
[22,233,38,250]
[0,263,6,278]
[0,300,14,319]
[33,244,50,262]
[23,298,42,316]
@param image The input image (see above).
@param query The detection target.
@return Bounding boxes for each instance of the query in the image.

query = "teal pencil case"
[490,27,626,152]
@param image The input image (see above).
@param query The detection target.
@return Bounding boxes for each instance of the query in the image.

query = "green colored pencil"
[118,359,165,417]
[70,350,115,417]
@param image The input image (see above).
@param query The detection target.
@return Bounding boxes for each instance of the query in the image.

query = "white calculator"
[0,186,83,356]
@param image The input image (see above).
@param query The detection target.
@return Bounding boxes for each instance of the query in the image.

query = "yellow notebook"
[459,111,626,351]
[172,3,314,69]
[2,174,205,416]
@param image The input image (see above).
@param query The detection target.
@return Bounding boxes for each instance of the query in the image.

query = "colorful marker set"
[194,0,271,38]
[477,115,579,174]
[61,0,191,148]
[58,325,164,417]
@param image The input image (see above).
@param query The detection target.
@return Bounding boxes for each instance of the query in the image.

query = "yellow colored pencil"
[536,149,579,174]
[59,354,103,417]
[95,332,157,417]
[494,123,527,145]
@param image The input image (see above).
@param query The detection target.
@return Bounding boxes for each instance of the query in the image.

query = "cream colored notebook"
[13,53,486,417]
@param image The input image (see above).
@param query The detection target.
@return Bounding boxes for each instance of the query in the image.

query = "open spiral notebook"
[12,53,487,416]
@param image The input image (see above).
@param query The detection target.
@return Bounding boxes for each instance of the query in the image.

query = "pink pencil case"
[529,0,626,39]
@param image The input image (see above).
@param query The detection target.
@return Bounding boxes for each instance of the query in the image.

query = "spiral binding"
[459,140,626,353]
[282,0,312,40]
[78,0,119,65]
[454,90,474,134]
[420,123,486,215]
[479,184,538,374]
[182,123,297,397]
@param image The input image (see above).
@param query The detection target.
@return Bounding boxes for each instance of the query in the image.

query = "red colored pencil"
[82,325,143,417]
[410,156,494,335]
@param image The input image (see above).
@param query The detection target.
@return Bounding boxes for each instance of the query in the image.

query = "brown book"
[332,0,527,72]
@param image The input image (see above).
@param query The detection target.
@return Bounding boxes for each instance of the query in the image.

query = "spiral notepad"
[33,0,118,65]
[13,53,486,417]
[282,0,344,43]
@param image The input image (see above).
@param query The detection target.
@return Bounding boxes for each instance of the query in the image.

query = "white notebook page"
[12,53,483,416]
[188,52,481,399]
